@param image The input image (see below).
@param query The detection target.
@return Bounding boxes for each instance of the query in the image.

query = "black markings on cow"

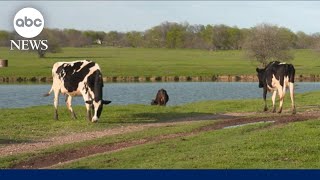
[256,61,296,114]
[56,61,95,93]
[44,60,112,123]
[151,89,169,106]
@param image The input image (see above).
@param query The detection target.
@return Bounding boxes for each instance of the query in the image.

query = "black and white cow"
[44,60,111,122]
[151,89,169,106]
[256,61,296,114]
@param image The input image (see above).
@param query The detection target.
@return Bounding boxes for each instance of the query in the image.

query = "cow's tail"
[43,86,53,97]
[288,64,295,83]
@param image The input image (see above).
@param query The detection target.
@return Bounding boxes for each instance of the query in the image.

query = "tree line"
[1,21,320,50]
[1,22,320,65]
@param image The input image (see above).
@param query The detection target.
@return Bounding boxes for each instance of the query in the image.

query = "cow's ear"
[102,100,112,105]
[85,100,93,104]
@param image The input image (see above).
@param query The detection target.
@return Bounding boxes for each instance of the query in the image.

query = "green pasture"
[0,120,214,168]
[0,98,262,142]
[0,47,320,77]
[60,119,320,169]
[1,91,320,168]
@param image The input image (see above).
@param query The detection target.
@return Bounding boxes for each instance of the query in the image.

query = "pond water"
[1,82,320,108]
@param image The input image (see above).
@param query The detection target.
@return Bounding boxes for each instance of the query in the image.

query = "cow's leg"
[66,95,77,119]
[277,86,284,113]
[263,87,268,112]
[271,90,277,113]
[83,96,92,121]
[86,103,92,121]
[80,87,93,121]
[289,82,296,114]
[53,89,60,120]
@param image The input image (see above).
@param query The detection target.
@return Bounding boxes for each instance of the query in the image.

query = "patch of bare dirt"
[198,113,319,131]
[11,111,320,169]
[0,114,238,158]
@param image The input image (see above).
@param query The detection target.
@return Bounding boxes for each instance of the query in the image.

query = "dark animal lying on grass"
[151,88,169,106]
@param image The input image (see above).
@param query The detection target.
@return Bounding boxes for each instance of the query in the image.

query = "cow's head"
[256,68,265,88]
[85,70,112,122]
[86,99,111,122]
[151,99,157,105]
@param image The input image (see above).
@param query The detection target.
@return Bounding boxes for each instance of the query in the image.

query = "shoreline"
[1,74,320,83]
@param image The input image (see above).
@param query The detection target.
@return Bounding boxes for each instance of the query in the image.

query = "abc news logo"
[10,7,48,51]
[15,16,43,28]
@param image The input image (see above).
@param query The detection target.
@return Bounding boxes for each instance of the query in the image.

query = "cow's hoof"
[263,107,268,112]
[272,108,276,113]
[292,109,297,115]
[71,113,77,119]
[277,110,282,114]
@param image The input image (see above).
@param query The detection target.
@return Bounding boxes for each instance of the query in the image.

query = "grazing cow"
[151,89,169,106]
[256,61,296,114]
[44,60,111,122]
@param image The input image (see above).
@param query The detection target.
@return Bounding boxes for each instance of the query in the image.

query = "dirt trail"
[0,113,238,157]
[10,112,320,169]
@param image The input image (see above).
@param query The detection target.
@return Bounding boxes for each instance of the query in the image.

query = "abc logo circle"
[13,7,44,38]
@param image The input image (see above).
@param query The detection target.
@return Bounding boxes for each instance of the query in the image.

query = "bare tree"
[243,23,294,67]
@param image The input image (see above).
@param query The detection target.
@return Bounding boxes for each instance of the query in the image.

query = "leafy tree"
[200,25,214,50]
[184,24,205,49]
[144,27,165,48]
[166,23,185,48]
[278,27,297,48]
[312,33,320,53]
[227,27,242,50]
[295,31,314,49]
[105,31,122,46]
[0,30,11,46]
[83,31,106,44]
[126,31,143,47]
[212,24,232,50]
[64,29,91,47]
[36,29,62,58]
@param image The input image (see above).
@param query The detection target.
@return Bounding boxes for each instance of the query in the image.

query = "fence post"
[0,59,8,68]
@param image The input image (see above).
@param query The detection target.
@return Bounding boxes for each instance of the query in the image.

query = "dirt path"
[0,113,240,157]
[10,112,320,169]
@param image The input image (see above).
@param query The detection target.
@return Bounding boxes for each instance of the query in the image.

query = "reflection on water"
[0,82,319,108]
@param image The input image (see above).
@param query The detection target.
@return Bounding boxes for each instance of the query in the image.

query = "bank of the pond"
[1,74,320,83]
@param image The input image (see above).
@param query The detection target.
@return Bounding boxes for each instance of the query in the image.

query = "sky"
[1,1,320,34]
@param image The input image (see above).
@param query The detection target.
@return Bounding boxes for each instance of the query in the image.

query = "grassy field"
[0,98,263,141]
[60,119,320,169]
[1,91,320,168]
[1,47,320,78]
[0,120,214,168]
